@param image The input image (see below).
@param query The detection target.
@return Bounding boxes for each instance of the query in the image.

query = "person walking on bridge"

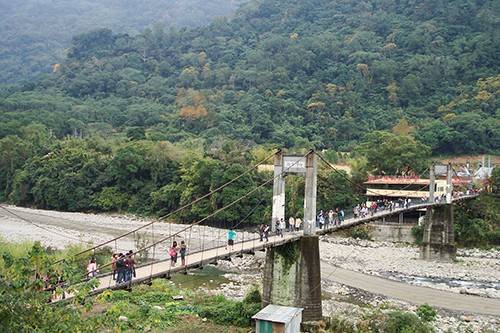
[115,253,126,284]
[111,253,118,280]
[288,216,295,232]
[295,217,302,231]
[126,250,136,281]
[339,209,345,225]
[259,224,265,241]
[180,241,187,266]
[86,258,99,279]
[263,224,270,242]
[226,228,237,251]
[169,241,179,267]
[276,219,283,238]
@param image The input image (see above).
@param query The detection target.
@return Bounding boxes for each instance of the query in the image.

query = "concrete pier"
[420,204,456,261]
[262,236,322,321]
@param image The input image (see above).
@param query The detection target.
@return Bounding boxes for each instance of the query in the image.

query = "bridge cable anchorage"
[315,152,431,198]
[58,151,308,293]
[48,150,278,266]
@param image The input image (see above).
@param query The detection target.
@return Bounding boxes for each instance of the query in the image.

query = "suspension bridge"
[0,149,489,318]
[86,194,477,295]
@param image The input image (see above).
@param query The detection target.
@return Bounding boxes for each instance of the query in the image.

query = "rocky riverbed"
[320,235,500,299]
[0,205,257,260]
[191,254,499,333]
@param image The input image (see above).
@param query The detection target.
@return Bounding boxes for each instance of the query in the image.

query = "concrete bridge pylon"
[264,150,322,321]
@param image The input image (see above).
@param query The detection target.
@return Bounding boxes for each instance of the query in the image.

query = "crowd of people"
[316,208,345,229]
[109,251,136,284]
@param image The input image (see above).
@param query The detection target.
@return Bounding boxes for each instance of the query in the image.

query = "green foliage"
[491,168,500,194]
[1,0,498,155]
[454,193,499,247]
[276,241,300,272]
[243,285,262,304]
[195,291,261,327]
[0,0,244,83]
[384,311,434,333]
[416,304,437,323]
[356,131,431,174]
[349,225,372,240]
[326,309,434,333]
[0,240,100,333]
[318,169,362,210]
[411,225,424,245]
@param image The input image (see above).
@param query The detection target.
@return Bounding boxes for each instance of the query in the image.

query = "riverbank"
[0,205,256,258]
[319,235,500,299]
[177,254,499,333]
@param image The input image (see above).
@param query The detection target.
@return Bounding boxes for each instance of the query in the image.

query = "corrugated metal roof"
[364,178,430,185]
[252,304,303,323]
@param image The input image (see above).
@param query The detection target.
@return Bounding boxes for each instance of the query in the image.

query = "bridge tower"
[263,150,322,321]
[420,164,456,261]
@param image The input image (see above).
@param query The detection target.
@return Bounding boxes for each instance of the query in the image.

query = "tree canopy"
[0,0,498,154]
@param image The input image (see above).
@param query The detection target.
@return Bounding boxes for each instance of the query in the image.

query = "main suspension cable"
[50,150,277,264]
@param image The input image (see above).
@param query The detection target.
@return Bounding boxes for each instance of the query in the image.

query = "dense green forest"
[0,0,498,226]
[0,0,243,82]
[0,0,498,153]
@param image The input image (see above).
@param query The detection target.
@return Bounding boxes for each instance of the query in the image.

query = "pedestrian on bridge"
[226,228,237,250]
[339,209,345,224]
[111,253,118,280]
[125,250,136,281]
[276,219,283,238]
[169,241,179,267]
[86,258,99,279]
[180,241,187,266]
[115,253,126,284]
[263,224,270,242]
[288,216,295,232]
[259,224,265,241]
[295,217,302,231]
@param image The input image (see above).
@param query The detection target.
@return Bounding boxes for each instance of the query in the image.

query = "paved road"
[321,263,500,316]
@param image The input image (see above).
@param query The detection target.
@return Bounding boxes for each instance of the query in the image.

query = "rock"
[118,316,128,322]
[172,295,184,300]
[202,318,207,322]
[460,315,474,322]
[152,306,164,310]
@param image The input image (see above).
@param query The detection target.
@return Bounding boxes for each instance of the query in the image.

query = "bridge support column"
[263,236,322,321]
[271,151,285,232]
[420,204,456,261]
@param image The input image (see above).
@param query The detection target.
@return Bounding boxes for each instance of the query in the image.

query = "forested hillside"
[1,0,498,153]
[0,0,243,82]
[0,0,498,219]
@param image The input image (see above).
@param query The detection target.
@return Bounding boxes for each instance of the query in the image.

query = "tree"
[356,131,431,175]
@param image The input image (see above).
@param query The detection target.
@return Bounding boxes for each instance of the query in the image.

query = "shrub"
[243,285,262,304]
[349,225,372,240]
[325,316,356,333]
[384,310,434,333]
[195,288,262,327]
[411,225,424,245]
[416,304,437,322]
